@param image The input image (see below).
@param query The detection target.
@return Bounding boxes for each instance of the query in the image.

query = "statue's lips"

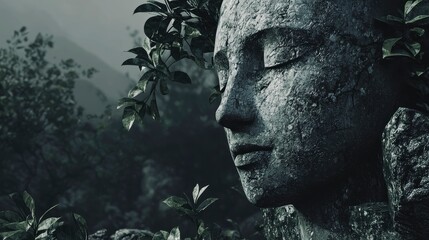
[231,144,272,168]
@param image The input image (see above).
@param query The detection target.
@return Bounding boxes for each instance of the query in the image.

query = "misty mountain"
[0,1,134,115]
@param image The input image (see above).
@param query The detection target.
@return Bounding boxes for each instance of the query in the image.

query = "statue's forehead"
[216,0,319,52]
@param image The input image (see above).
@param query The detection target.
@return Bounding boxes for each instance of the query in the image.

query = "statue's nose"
[215,77,255,131]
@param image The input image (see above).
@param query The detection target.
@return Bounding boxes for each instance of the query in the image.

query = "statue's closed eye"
[263,29,320,69]
[264,43,314,69]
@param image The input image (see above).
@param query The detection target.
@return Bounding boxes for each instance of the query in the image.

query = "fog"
[0,0,147,73]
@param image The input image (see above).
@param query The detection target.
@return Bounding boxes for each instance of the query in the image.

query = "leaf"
[410,27,425,37]
[128,86,143,98]
[122,58,153,69]
[196,185,209,202]
[184,24,202,39]
[137,69,157,91]
[382,37,402,59]
[122,106,136,130]
[150,98,160,120]
[134,3,168,14]
[375,15,404,26]
[209,91,220,104]
[163,196,187,209]
[151,48,161,67]
[117,98,138,109]
[197,198,218,212]
[1,221,29,231]
[136,104,147,124]
[405,42,421,56]
[37,217,60,232]
[73,214,87,238]
[192,184,200,203]
[0,230,28,240]
[0,211,22,222]
[142,36,152,54]
[167,227,180,240]
[172,71,192,84]
[405,0,424,16]
[127,47,151,61]
[148,0,169,13]
[406,15,429,25]
[174,207,194,217]
[152,232,167,240]
[144,16,166,39]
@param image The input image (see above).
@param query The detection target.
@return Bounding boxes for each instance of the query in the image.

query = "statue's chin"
[242,184,295,208]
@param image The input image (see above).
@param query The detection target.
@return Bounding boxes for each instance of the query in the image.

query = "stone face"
[214,0,402,207]
[383,108,429,239]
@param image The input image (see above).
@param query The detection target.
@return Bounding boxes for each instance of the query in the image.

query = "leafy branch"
[377,0,429,111]
[119,0,223,130]
[136,184,248,240]
[0,192,87,240]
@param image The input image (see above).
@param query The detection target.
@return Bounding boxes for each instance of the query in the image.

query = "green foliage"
[0,192,87,240]
[140,184,250,240]
[377,0,429,111]
[119,0,223,130]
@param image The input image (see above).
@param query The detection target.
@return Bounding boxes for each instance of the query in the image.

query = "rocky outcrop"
[383,108,429,239]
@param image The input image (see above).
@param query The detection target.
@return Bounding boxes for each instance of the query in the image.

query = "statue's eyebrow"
[245,27,317,48]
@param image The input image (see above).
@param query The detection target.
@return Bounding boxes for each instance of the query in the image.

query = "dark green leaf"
[134,3,168,14]
[196,185,209,202]
[122,58,153,69]
[209,91,220,104]
[128,86,143,98]
[382,37,402,59]
[173,71,192,84]
[142,36,152,53]
[405,0,424,17]
[163,196,187,209]
[192,184,200,203]
[22,191,35,219]
[122,106,136,130]
[1,221,29,231]
[38,217,60,232]
[405,42,421,56]
[406,15,429,25]
[0,211,22,223]
[167,227,180,240]
[0,230,28,240]
[197,198,218,212]
[150,98,160,120]
[410,27,425,37]
[184,25,202,38]
[375,15,404,26]
[117,98,138,110]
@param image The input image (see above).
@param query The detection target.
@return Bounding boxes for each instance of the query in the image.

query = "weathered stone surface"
[349,203,399,240]
[383,108,429,239]
[263,203,400,240]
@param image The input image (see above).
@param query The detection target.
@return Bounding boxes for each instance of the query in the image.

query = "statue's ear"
[382,107,429,239]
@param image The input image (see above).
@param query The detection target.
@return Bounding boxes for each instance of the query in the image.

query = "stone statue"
[214,0,429,239]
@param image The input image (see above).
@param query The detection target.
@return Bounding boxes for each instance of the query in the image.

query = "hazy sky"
[0,0,148,73]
